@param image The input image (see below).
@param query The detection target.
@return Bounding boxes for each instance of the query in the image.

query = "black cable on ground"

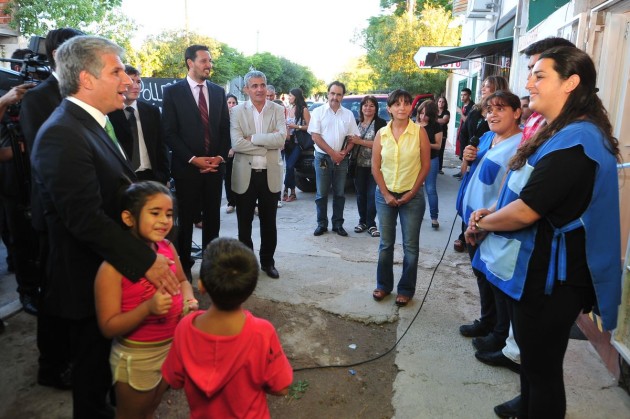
[293,213,461,372]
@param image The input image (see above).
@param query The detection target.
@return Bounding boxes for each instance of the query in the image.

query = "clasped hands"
[191,156,222,173]
[464,208,492,246]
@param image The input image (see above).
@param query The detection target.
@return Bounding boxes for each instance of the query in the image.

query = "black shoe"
[459,319,492,337]
[453,172,462,178]
[262,265,279,279]
[38,366,73,390]
[475,350,520,373]
[20,294,38,316]
[314,226,328,236]
[494,395,521,418]
[472,334,504,352]
[332,226,348,237]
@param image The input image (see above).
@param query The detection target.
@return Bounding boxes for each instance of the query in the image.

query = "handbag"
[295,129,314,150]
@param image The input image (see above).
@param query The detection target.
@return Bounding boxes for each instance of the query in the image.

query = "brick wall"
[0,0,12,26]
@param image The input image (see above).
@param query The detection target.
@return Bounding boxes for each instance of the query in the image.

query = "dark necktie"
[126,106,141,170]
[197,84,210,154]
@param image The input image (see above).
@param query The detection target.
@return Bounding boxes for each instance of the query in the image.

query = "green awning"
[424,37,513,68]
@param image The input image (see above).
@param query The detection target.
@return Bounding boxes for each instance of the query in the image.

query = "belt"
[252,169,267,173]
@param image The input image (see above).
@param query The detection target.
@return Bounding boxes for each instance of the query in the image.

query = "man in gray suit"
[230,70,286,278]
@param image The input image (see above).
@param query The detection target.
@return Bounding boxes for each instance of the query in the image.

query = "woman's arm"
[430,131,443,151]
[371,132,398,207]
[437,111,450,125]
[471,199,541,233]
[94,262,173,339]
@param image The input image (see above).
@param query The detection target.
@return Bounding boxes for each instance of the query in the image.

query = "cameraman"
[0,48,38,320]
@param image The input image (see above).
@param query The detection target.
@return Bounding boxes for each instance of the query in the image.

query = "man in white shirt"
[308,81,360,236]
[230,71,286,278]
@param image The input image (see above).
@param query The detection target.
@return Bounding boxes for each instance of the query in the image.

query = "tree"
[246,53,317,97]
[4,0,122,36]
[361,5,460,95]
[83,8,137,60]
[380,0,451,15]
[336,57,377,94]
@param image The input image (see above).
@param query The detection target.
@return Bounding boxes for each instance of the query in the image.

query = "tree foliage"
[361,5,460,95]
[4,0,122,36]
[380,0,451,15]
[336,57,377,94]
[135,30,317,96]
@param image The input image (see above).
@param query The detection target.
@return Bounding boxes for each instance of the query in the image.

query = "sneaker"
[226,205,235,214]
[277,201,283,208]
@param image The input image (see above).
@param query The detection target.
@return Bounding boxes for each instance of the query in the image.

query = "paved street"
[1,153,629,418]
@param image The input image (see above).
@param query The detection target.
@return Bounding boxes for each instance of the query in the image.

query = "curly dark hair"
[509,46,619,170]
[359,95,379,122]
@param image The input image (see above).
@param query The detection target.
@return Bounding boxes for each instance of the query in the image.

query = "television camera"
[0,36,51,215]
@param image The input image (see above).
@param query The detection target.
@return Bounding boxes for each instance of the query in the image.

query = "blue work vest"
[472,121,621,330]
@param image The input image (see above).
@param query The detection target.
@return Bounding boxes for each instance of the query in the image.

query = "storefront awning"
[423,37,513,68]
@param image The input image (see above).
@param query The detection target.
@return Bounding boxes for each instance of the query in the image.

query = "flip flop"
[395,295,412,307]
[372,289,390,301]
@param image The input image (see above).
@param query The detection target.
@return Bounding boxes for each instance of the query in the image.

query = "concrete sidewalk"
[1,153,628,418]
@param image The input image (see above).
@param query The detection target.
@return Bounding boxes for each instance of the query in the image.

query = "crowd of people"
[0,29,622,419]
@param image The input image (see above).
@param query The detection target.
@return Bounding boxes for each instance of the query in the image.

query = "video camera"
[0,36,51,97]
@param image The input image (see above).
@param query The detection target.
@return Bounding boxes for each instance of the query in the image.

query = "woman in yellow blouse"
[371,90,431,306]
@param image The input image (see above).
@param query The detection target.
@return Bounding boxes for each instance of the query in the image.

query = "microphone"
[466,136,480,173]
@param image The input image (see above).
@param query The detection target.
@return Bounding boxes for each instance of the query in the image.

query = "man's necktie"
[104,117,124,157]
[197,84,211,154]
[126,106,141,170]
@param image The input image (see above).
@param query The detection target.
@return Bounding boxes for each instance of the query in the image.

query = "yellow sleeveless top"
[379,121,422,193]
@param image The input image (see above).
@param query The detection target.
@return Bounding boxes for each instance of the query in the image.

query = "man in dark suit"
[30,35,179,419]
[162,44,230,279]
[108,65,169,183]
[19,27,84,391]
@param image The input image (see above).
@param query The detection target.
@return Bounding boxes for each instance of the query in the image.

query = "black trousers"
[234,170,279,267]
[174,172,222,278]
[70,316,114,419]
[511,282,594,418]
[467,243,497,329]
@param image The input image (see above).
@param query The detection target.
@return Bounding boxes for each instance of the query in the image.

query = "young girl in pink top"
[95,181,197,418]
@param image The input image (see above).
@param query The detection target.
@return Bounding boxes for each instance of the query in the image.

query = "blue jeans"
[314,151,348,228]
[354,166,377,228]
[425,156,439,220]
[375,187,425,297]
[283,144,301,190]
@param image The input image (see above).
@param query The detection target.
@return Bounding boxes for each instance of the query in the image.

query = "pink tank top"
[121,240,183,342]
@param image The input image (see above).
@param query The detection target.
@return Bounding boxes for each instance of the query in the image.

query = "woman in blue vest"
[466,46,621,418]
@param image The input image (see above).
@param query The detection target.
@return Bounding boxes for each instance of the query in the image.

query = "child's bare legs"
[114,379,169,419]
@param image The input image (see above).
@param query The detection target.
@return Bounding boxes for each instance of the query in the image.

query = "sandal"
[373,289,390,301]
[282,190,289,202]
[288,192,297,202]
[367,226,380,237]
[432,220,439,230]
[395,295,412,307]
[354,223,368,233]
[453,239,466,253]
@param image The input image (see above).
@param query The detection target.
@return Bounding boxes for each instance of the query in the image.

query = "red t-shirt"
[162,310,293,419]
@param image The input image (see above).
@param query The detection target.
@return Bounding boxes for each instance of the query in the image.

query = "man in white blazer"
[230,70,286,278]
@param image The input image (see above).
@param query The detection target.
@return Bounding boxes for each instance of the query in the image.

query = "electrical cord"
[293,213,461,372]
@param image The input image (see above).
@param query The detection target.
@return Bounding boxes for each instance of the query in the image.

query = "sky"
[121,0,385,81]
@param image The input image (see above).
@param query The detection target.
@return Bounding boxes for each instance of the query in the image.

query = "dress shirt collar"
[124,100,138,112]
[187,75,206,90]
[66,96,107,128]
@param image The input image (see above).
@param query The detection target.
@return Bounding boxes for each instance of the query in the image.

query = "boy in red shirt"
[162,238,293,418]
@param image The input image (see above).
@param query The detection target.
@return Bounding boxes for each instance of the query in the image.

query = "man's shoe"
[38,366,73,390]
[453,172,462,178]
[332,226,348,237]
[459,319,492,337]
[262,265,280,279]
[20,294,38,316]
[314,226,328,236]
[472,334,504,353]
[494,395,521,418]
[475,350,520,373]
